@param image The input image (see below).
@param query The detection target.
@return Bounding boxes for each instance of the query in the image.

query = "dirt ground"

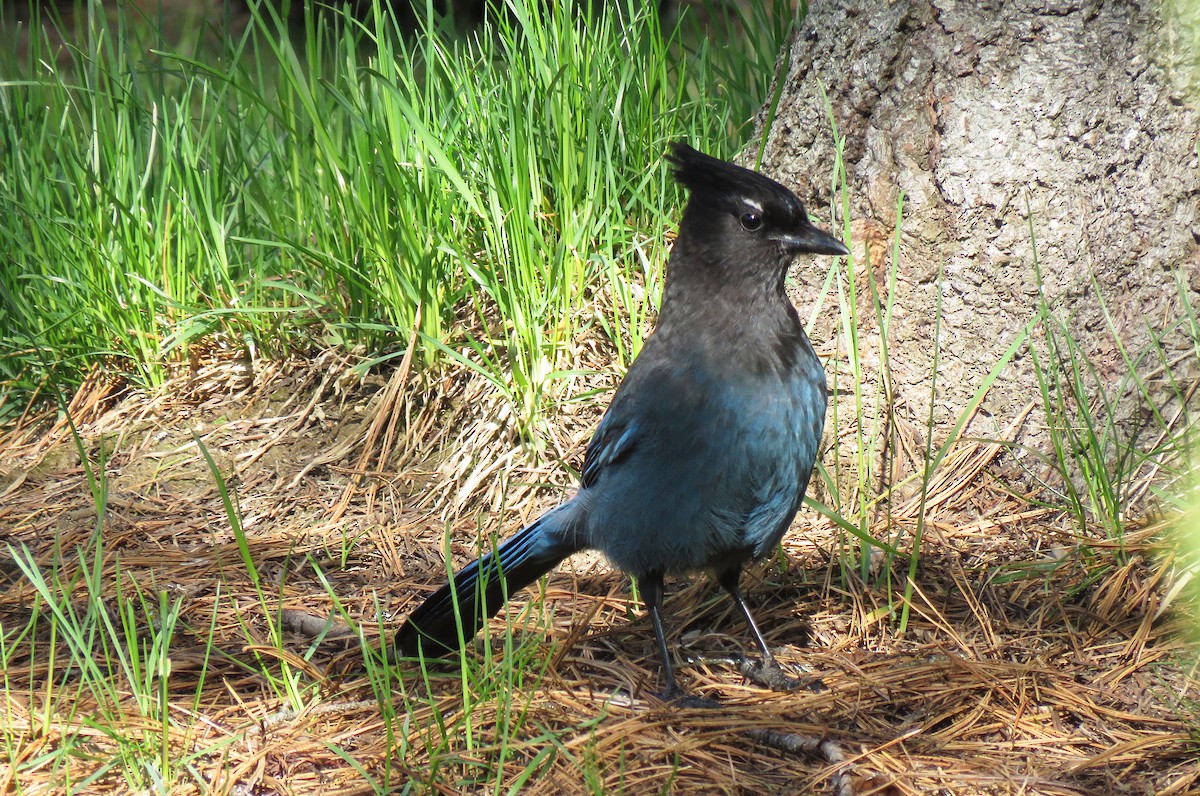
[0,346,1197,795]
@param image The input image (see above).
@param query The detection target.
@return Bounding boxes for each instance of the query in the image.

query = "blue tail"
[395,506,579,658]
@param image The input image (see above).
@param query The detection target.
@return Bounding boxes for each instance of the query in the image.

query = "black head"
[668,142,848,261]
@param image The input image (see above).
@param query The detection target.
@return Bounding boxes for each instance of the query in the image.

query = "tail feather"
[395,508,577,658]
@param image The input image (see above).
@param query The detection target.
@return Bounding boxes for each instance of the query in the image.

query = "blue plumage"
[395,143,847,696]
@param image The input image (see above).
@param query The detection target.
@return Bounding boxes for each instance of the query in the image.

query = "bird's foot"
[737,656,824,693]
[654,685,722,709]
[672,692,723,709]
[684,652,824,693]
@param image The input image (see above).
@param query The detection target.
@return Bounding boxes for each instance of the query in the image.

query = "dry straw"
[0,343,1196,794]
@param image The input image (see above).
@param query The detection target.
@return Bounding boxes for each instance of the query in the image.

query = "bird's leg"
[716,569,822,693]
[719,570,777,665]
[641,571,683,699]
[642,573,721,707]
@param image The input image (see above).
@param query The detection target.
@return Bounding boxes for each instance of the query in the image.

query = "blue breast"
[580,337,825,578]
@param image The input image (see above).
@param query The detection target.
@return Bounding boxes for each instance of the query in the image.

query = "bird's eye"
[739,212,764,232]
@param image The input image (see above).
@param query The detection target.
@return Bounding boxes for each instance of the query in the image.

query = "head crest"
[667,142,805,219]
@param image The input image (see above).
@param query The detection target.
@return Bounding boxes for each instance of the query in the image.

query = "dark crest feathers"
[667,142,806,220]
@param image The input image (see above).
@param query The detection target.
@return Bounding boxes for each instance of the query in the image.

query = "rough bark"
[760,0,1200,507]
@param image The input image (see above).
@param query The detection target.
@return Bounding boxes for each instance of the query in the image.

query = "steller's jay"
[395,142,847,697]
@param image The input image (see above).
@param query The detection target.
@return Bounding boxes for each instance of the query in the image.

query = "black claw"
[738,656,824,693]
[661,689,722,709]
[683,650,825,693]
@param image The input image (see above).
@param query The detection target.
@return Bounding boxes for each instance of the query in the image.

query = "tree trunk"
[761,0,1200,509]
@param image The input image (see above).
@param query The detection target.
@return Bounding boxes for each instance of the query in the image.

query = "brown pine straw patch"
[0,344,1197,795]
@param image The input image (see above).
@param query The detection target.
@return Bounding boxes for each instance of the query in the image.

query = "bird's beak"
[776,223,849,256]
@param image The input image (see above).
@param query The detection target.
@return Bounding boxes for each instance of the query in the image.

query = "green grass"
[2,427,223,792]
[1025,212,1198,544]
[3,0,1198,790]
[0,1,809,790]
[0,0,801,439]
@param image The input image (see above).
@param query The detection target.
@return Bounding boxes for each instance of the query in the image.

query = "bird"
[395,142,847,698]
